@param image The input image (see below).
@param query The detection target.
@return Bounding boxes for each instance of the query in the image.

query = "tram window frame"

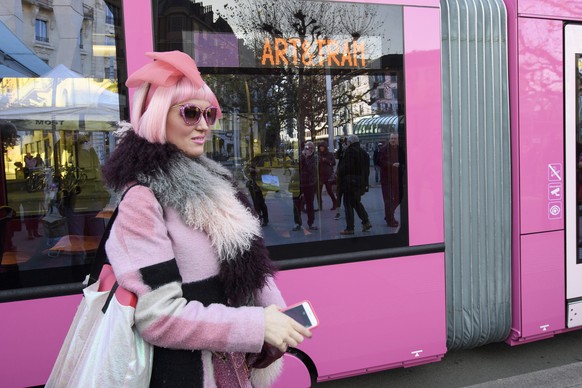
[151,0,410,261]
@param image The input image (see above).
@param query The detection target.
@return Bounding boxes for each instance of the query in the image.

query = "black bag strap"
[101,282,120,313]
[88,183,141,285]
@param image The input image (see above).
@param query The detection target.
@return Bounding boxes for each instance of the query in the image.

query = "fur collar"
[139,153,261,263]
[103,129,276,306]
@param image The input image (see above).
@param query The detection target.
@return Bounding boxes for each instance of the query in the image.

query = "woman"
[103,51,311,387]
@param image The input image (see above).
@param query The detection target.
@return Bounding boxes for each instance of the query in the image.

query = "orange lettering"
[301,40,314,66]
[274,38,289,65]
[261,37,366,68]
[289,38,301,64]
[327,39,341,66]
[261,38,274,66]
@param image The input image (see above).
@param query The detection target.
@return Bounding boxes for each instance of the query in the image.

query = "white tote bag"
[47,184,152,387]
[46,278,153,387]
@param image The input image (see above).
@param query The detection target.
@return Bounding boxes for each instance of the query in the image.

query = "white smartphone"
[283,300,319,329]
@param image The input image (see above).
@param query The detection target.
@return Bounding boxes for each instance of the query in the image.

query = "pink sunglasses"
[171,103,218,126]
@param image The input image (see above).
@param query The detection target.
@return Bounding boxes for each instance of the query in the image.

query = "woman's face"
[166,98,210,158]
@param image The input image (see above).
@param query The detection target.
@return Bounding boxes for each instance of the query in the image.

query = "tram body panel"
[517,17,564,235]
[0,296,80,387]
[516,0,582,19]
[122,0,154,104]
[276,253,446,382]
[506,0,523,340]
[518,231,565,339]
[504,1,568,344]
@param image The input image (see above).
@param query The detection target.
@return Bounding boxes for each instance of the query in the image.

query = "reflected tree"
[220,0,382,148]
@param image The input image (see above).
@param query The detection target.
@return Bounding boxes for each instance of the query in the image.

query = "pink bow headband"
[126,51,209,108]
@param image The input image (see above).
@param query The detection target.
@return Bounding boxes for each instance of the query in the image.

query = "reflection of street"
[241,166,401,246]
[0,178,111,283]
[6,178,110,216]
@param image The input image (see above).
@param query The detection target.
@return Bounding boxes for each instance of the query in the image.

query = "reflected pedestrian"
[334,137,347,220]
[246,167,269,227]
[379,133,404,227]
[296,141,318,230]
[337,135,372,235]
[317,141,337,211]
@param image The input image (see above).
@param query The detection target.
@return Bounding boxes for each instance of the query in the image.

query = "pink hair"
[130,77,222,144]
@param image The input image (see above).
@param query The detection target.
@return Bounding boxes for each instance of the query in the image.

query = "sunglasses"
[171,103,218,126]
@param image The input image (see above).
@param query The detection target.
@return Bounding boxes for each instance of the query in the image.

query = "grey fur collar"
[136,153,262,262]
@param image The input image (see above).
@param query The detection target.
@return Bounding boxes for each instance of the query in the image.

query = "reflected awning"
[353,115,405,136]
[0,64,120,129]
[0,64,27,77]
[0,21,52,76]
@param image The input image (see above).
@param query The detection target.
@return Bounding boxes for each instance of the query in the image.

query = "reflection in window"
[35,19,48,43]
[105,5,115,25]
[79,29,84,49]
[154,0,408,260]
[0,0,123,289]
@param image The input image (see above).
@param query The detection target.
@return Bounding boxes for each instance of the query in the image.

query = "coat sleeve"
[254,276,286,308]
[105,185,265,353]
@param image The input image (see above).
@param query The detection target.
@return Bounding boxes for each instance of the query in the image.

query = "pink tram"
[0,0,581,386]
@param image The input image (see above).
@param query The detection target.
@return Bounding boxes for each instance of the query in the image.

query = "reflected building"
[0,1,123,225]
[0,0,118,79]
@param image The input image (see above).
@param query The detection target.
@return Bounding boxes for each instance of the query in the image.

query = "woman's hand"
[263,305,312,352]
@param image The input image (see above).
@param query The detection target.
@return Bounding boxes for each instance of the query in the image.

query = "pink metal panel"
[505,0,523,336]
[517,0,582,20]
[518,231,565,339]
[404,7,444,246]
[122,0,154,111]
[0,295,81,388]
[275,253,446,381]
[518,18,564,235]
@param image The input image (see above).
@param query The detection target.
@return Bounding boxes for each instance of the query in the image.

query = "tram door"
[565,24,582,327]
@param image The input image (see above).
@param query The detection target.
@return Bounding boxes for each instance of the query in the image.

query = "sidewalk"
[317,329,582,387]
[468,362,582,388]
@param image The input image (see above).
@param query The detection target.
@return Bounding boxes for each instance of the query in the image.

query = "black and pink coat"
[103,130,285,387]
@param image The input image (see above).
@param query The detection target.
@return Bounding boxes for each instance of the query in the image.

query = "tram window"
[154,0,408,260]
[0,0,126,290]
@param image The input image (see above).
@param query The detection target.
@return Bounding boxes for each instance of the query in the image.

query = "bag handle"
[101,282,120,313]
[88,183,141,285]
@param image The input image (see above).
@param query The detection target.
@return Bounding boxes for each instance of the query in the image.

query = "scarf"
[103,128,277,306]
